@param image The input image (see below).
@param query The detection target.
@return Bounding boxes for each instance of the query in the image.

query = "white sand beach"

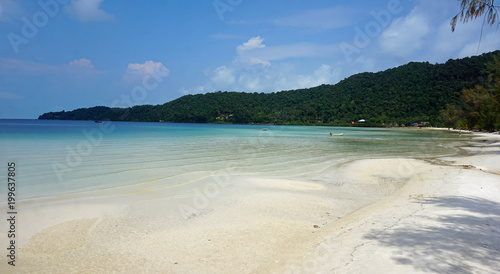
[3,133,500,273]
[282,133,500,273]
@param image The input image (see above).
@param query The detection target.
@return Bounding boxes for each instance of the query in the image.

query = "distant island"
[39,51,500,131]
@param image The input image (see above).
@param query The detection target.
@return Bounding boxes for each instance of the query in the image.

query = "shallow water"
[0,119,465,202]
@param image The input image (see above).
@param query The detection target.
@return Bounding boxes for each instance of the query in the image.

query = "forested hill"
[39,51,499,126]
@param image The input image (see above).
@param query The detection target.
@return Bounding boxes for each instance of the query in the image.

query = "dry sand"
[2,133,500,273]
[283,133,500,274]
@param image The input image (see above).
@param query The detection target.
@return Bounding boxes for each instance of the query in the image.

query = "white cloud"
[373,0,498,64]
[296,64,340,88]
[235,36,338,67]
[434,22,470,54]
[244,58,271,67]
[188,63,341,94]
[232,37,341,91]
[69,58,95,69]
[425,18,490,62]
[122,61,169,83]
[65,0,114,22]
[127,61,169,76]
[379,7,430,57]
[211,66,236,88]
[235,36,270,67]
[180,36,344,94]
[236,63,341,92]
[67,58,105,77]
[249,43,337,61]
[237,36,266,51]
[459,31,500,58]
[378,0,500,64]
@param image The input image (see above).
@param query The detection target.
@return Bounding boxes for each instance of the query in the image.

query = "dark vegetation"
[39,51,500,131]
[440,53,500,131]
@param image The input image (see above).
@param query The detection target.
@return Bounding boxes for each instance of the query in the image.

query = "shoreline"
[2,133,499,272]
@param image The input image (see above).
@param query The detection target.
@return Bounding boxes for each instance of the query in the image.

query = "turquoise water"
[0,119,463,201]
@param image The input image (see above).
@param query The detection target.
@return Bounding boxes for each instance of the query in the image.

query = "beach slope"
[283,134,500,273]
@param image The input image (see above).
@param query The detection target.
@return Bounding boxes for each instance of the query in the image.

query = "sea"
[0,119,465,203]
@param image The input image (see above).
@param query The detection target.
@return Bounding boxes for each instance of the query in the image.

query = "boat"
[260,128,268,131]
[94,120,102,123]
[330,133,344,136]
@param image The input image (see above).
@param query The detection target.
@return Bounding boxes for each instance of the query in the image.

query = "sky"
[0,0,499,119]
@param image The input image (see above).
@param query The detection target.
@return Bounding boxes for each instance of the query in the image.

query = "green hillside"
[39,51,499,127]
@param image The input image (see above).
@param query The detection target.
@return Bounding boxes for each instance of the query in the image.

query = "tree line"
[39,51,500,131]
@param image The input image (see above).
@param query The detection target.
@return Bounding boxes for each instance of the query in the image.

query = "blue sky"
[0,0,499,119]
